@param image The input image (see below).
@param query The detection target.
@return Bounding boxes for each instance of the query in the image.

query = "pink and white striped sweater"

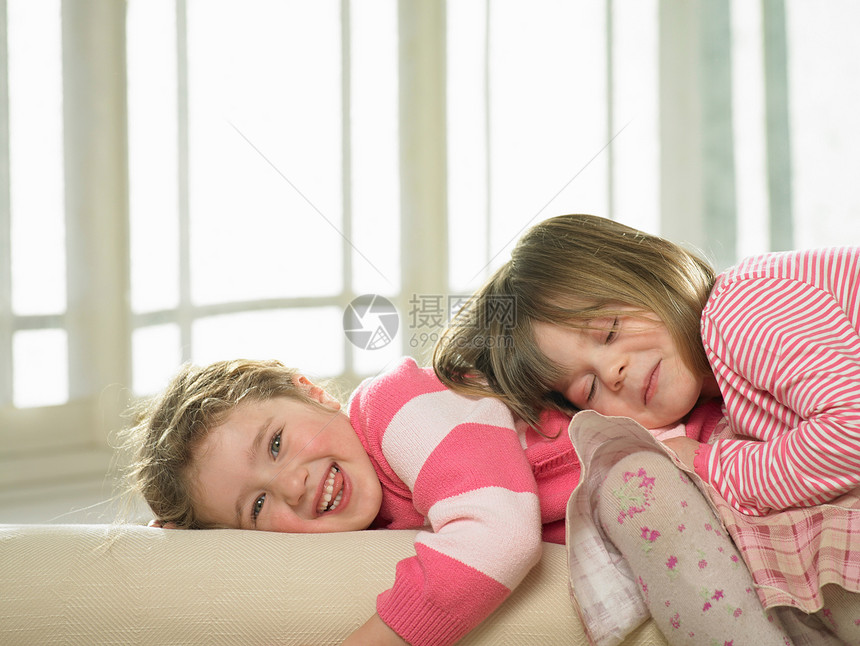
[349,358,577,646]
[696,247,860,516]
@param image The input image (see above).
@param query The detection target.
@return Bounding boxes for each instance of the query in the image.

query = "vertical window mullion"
[762,0,794,252]
[61,0,130,432]
[700,0,736,269]
[606,0,615,222]
[397,0,447,317]
[176,0,193,362]
[62,0,88,402]
[659,1,705,248]
[340,0,354,380]
[482,0,491,278]
[0,0,11,406]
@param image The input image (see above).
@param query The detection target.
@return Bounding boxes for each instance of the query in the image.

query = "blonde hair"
[121,359,326,528]
[434,214,716,429]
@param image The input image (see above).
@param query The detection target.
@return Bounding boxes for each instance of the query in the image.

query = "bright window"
[447,0,658,293]
[1,1,859,499]
[7,0,66,407]
[126,0,399,395]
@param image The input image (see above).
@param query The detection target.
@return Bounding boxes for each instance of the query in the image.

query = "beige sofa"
[0,523,668,645]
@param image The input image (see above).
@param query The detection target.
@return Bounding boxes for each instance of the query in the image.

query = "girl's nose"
[601,353,627,391]
[273,464,308,507]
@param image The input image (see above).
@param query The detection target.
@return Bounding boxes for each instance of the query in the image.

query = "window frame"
[0,1,129,489]
[0,0,807,497]
[1,0,451,492]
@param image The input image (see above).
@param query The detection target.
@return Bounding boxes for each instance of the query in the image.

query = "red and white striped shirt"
[695,247,860,516]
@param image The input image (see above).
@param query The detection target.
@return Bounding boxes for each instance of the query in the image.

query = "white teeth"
[318,465,341,514]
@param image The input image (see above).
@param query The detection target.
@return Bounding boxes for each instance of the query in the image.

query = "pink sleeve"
[694,442,713,480]
[375,390,543,646]
[684,399,726,444]
[701,268,860,515]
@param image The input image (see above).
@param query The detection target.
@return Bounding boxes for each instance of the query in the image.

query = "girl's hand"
[147,519,179,529]
[661,436,700,471]
[342,614,408,646]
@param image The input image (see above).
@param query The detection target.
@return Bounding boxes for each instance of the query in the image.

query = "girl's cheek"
[269,510,302,534]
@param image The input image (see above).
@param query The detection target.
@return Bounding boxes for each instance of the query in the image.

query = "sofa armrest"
[1,524,592,645]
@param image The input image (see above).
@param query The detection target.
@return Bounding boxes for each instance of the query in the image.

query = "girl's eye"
[270,431,282,459]
[605,317,619,343]
[252,493,266,522]
[586,377,597,402]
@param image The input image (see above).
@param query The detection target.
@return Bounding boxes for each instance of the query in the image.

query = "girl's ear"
[292,375,342,411]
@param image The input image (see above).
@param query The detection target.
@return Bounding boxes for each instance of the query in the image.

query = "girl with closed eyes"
[434,213,860,644]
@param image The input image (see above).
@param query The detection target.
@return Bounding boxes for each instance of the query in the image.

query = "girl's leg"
[814,584,860,645]
[597,451,794,645]
[772,606,847,646]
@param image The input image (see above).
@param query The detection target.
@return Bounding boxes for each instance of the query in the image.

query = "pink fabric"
[378,543,511,646]
[648,422,686,440]
[685,399,726,444]
[708,476,860,612]
[685,408,860,611]
[695,248,860,611]
[699,247,860,516]
[348,358,578,646]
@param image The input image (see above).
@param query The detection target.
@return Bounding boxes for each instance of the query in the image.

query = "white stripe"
[380,389,515,488]
[416,487,542,587]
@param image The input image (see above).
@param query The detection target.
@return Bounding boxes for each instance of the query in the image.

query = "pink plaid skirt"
[712,484,860,612]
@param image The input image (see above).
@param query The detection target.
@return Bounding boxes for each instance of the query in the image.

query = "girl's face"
[533,309,718,429]
[191,381,382,533]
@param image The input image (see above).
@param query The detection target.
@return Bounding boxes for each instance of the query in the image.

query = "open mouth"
[317,464,344,514]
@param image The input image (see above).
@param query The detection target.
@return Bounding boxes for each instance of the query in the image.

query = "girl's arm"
[699,268,860,515]
[355,377,544,646]
[343,614,408,646]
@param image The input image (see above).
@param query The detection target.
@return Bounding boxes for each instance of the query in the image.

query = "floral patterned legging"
[597,451,858,645]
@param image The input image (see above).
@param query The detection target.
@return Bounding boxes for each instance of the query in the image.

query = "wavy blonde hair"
[433,214,716,429]
[120,359,327,528]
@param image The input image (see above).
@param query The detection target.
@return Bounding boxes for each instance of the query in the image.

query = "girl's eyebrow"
[246,416,274,464]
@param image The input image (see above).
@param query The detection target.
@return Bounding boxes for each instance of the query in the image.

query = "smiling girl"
[123,356,577,646]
